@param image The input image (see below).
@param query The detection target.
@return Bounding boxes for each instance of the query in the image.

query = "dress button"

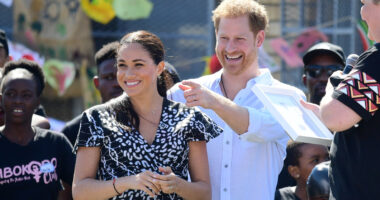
[224,164,228,168]
[226,141,230,145]
[223,188,227,192]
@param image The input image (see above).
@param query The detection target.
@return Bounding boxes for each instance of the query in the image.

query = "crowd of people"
[0,0,379,199]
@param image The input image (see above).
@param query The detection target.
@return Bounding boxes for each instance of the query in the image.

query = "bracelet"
[112,177,122,195]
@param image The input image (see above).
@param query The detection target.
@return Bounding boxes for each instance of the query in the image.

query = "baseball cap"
[303,42,345,66]
[0,29,9,56]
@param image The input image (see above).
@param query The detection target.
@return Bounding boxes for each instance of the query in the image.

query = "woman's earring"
[295,174,300,178]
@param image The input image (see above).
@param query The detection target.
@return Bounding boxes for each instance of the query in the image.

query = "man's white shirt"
[167,68,305,200]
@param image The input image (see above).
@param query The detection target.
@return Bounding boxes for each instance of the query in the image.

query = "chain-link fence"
[91,0,215,80]
[280,0,362,89]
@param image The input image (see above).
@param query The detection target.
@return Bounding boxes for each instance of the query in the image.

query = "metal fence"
[280,0,362,88]
[91,0,215,80]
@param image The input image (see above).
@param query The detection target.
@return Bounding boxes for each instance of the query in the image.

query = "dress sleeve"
[74,110,105,152]
[186,108,223,142]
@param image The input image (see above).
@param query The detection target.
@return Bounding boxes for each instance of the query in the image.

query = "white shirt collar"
[210,68,274,90]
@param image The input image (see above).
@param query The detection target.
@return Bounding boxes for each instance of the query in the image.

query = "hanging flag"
[43,59,76,96]
[357,20,374,51]
[80,0,115,24]
[291,28,328,54]
[270,37,303,68]
[113,0,153,20]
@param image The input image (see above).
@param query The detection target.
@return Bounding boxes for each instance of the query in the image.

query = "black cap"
[0,29,9,56]
[303,42,345,66]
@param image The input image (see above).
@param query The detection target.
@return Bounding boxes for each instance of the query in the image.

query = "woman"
[0,59,75,199]
[275,141,329,200]
[73,30,222,200]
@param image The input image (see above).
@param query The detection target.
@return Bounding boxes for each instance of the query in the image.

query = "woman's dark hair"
[1,59,45,96]
[285,141,307,167]
[113,30,172,131]
[164,62,181,87]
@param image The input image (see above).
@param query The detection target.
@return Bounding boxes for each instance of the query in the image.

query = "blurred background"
[0,0,370,127]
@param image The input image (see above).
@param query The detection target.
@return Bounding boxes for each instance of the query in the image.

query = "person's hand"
[126,170,161,197]
[300,99,321,120]
[328,70,346,90]
[179,80,217,109]
[153,167,181,194]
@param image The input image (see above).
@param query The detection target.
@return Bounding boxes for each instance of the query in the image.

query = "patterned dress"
[75,98,222,200]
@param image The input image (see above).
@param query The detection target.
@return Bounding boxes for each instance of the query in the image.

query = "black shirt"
[61,115,81,146]
[330,43,380,200]
[275,186,301,200]
[0,127,75,200]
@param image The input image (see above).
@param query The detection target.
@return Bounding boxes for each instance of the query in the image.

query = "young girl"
[275,142,329,200]
[73,30,222,200]
[0,59,75,199]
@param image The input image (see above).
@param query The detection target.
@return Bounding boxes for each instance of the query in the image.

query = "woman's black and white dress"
[75,97,222,200]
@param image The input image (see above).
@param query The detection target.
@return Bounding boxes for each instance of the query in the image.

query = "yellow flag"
[80,0,115,24]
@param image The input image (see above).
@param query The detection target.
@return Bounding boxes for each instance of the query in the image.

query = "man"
[302,0,380,199]
[302,42,345,104]
[0,29,10,68]
[276,42,345,190]
[62,41,123,145]
[167,0,305,199]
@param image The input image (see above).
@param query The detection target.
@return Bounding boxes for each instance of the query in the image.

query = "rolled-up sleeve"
[240,106,288,143]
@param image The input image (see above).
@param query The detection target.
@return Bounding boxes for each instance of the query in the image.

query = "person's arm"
[319,90,362,132]
[302,69,365,132]
[72,147,160,200]
[301,92,361,132]
[179,80,248,134]
[153,141,211,200]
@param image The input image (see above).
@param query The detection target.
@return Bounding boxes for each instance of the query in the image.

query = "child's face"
[1,69,39,125]
[296,144,329,184]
